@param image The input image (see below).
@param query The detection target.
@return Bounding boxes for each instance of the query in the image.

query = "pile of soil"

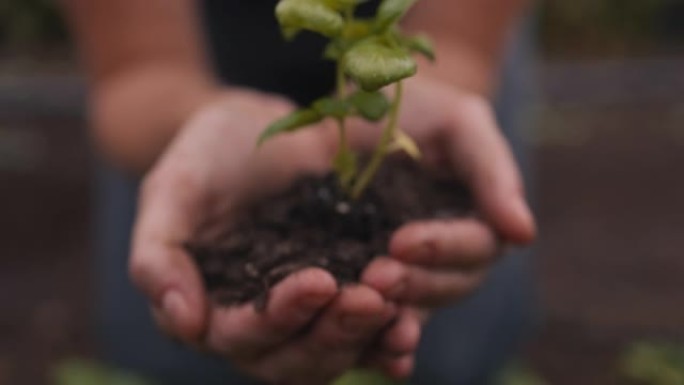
[187,158,473,308]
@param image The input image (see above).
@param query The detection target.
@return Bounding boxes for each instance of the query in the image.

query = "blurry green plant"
[620,342,684,385]
[334,364,548,385]
[0,0,67,48]
[54,360,547,385]
[333,369,400,385]
[494,362,548,385]
[258,0,434,198]
[54,359,155,385]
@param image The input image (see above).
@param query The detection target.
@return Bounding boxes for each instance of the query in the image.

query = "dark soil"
[187,158,473,308]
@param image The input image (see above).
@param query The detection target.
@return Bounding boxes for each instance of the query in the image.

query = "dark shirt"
[201,0,377,104]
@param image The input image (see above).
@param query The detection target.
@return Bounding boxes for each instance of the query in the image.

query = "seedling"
[258,0,435,198]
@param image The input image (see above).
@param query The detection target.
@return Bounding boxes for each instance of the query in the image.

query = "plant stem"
[351,81,404,199]
[334,60,353,188]
[336,60,348,147]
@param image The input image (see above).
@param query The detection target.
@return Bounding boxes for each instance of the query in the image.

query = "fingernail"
[162,290,187,325]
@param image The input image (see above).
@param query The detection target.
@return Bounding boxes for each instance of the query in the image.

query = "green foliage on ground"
[620,342,684,385]
[334,364,549,385]
[53,359,156,385]
[494,363,547,385]
[53,363,547,385]
[333,370,402,385]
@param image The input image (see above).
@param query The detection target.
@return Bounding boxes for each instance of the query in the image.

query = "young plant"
[258,0,435,199]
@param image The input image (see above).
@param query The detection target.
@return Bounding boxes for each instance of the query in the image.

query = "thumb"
[129,172,208,344]
[446,98,536,244]
[129,243,207,344]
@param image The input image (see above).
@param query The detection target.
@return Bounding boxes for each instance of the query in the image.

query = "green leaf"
[349,90,390,121]
[275,0,344,38]
[342,19,374,40]
[313,97,350,120]
[324,0,367,11]
[258,109,323,146]
[323,41,344,60]
[323,20,374,61]
[344,39,417,91]
[402,33,435,61]
[375,0,417,31]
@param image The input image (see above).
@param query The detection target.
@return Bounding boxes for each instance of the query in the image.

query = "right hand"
[129,88,398,385]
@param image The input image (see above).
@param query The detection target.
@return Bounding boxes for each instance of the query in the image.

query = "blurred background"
[0,0,683,384]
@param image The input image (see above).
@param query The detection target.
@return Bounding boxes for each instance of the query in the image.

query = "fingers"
[130,172,209,344]
[130,244,207,344]
[382,355,416,380]
[389,218,500,269]
[363,218,497,307]
[363,308,424,380]
[258,285,396,384]
[399,263,486,307]
[368,354,416,381]
[205,268,337,358]
[304,285,394,352]
[378,308,423,356]
[362,257,487,307]
[443,98,536,244]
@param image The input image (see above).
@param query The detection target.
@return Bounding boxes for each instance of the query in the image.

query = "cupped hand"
[346,75,537,378]
[129,89,397,385]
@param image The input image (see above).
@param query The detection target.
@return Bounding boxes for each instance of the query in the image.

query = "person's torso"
[201,0,378,104]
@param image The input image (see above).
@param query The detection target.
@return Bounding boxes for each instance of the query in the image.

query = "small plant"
[258,0,434,198]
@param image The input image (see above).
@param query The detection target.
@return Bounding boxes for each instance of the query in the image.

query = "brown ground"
[1,58,683,384]
[526,58,684,385]
[0,75,92,385]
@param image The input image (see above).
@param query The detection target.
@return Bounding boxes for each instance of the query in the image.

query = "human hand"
[128,89,397,385]
[346,75,537,378]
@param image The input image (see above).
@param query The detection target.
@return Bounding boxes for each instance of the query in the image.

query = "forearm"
[405,0,530,96]
[61,0,219,173]
[91,66,219,173]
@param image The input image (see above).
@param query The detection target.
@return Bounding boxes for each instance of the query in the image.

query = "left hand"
[344,74,537,379]
[128,89,398,385]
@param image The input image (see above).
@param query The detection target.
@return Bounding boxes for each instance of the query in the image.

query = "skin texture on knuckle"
[390,219,499,269]
[402,268,486,308]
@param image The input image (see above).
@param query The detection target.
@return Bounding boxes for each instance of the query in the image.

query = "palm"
[131,90,397,384]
